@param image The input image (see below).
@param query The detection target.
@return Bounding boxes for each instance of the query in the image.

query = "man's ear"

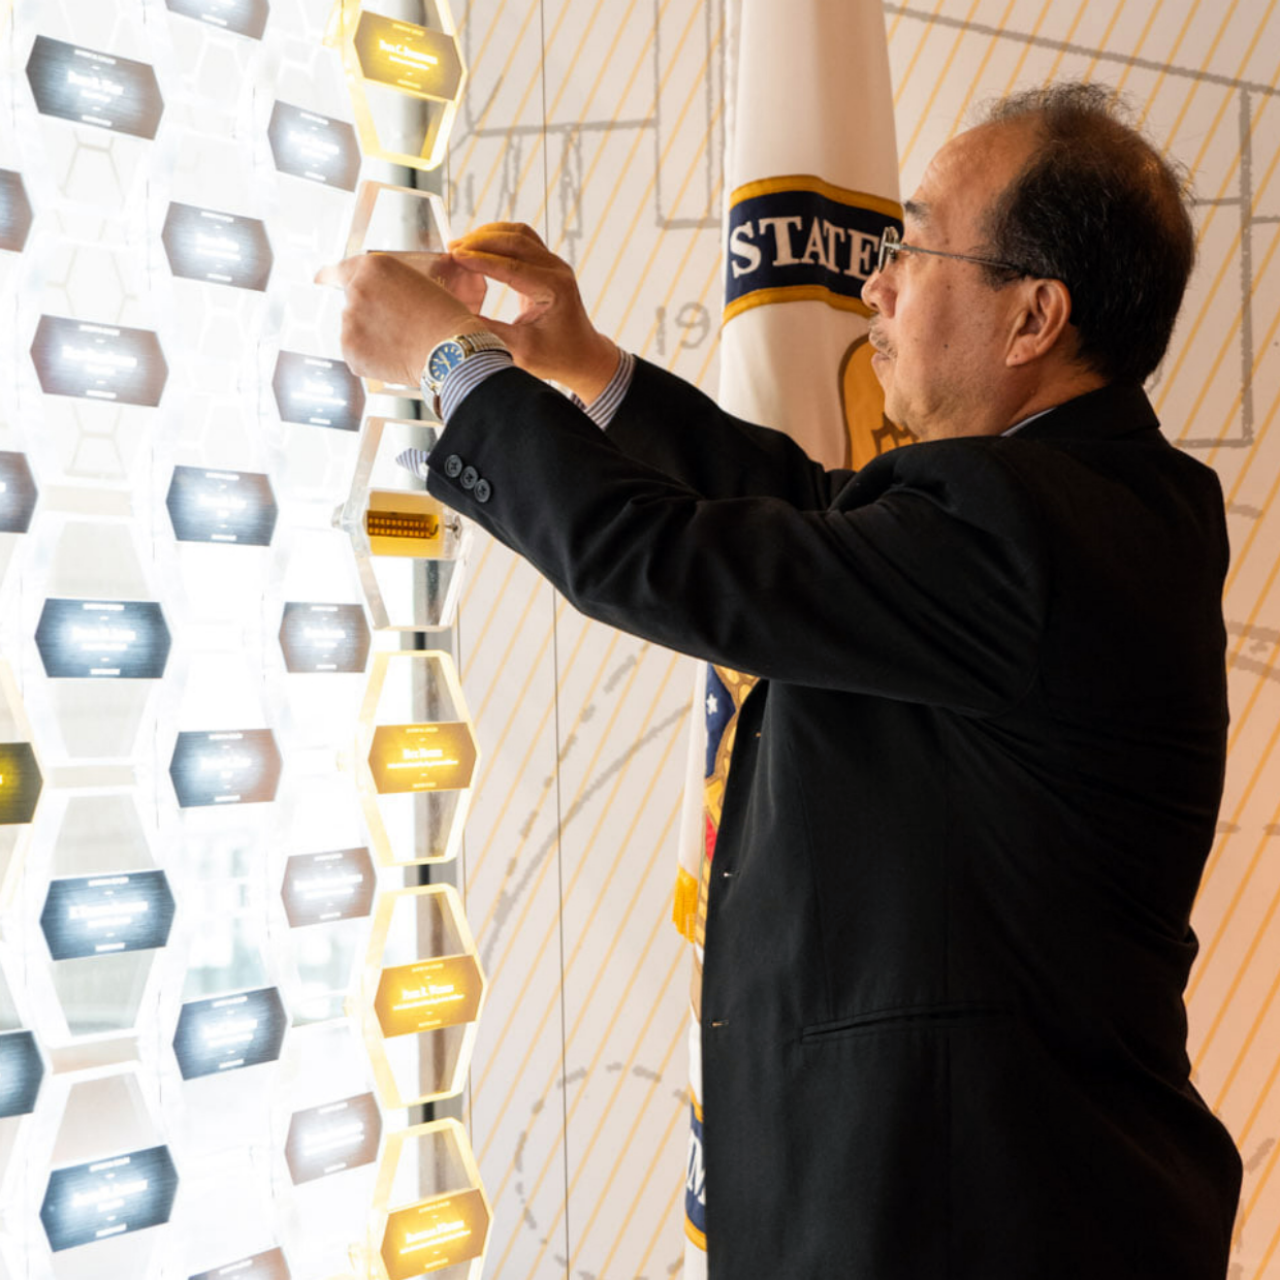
[1006,278,1073,367]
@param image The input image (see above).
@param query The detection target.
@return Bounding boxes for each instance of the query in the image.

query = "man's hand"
[448,223,619,402]
[315,253,490,388]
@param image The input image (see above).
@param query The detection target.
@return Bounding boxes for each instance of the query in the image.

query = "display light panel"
[169,729,282,807]
[366,722,475,795]
[281,847,375,927]
[267,102,360,191]
[0,743,42,825]
[0,1030,44,1118]
[165,0,271,39]
[330,1,465,173]
[338,417,470,629]
[352,13,461,101]
[190,1247,291,1280]
[0,453,38,534]
[162,204,274,292]
[173,986,288,1079]
[40,871,176,960]
[40,1145,178,1251]
[166,466,278,546]
[31,317,168,406]
[372,953,481,1037]
[0,170,33,253]
[356,652,477,864]
[26,37,164,139]
[381,1187,487,1279]
[278,603,370,674]
[284,1092,381,1184]
[365,1120,490,1280]
[35,599,171,679]
[272,351,364,432]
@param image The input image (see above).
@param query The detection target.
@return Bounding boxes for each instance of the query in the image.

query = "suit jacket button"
[443,454,463,478]
[460,465,478,490]
[474,478,492,503]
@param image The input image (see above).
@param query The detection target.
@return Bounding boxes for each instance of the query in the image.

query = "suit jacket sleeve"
[427,365,1045,714]
[604,358,849,505]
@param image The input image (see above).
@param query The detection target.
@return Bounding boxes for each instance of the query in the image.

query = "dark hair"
[977,83,1195,386]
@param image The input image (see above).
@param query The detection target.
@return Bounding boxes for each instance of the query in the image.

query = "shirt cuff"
[571,349,635,428]
[432,346,636,428]
[435,349,516,421]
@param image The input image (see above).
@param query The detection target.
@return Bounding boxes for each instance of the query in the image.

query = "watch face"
[427,341,465,386]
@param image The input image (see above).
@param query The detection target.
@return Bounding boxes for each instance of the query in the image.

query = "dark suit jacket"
[428,358,1242,1279]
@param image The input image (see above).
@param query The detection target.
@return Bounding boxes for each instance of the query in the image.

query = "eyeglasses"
[876,225,1029,276]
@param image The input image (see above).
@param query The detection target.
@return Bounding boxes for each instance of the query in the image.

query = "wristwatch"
[421,330,509,416]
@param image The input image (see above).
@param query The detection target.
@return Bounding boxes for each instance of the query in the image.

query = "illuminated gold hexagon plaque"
[338,416,471,630]
[356,651,478,865]
[361,1119,490,1280]
[357,883,485,1109]
[328,0,465,173]
[0,661,42,911]
[366,723,476,795]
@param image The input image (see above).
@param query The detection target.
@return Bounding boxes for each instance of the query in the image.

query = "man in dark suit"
[326,84,1242,1278]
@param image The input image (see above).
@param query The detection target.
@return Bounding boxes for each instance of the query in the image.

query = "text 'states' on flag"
[724,176,901,321]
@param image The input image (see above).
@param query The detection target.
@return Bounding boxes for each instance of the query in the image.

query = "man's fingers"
[314,256,361,288]
[450,247,557,299]
[449,221,546,249]
[450,227,561,268]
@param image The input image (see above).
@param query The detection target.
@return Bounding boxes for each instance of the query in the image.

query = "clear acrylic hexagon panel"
[276,844,376,1027]
[23,523,166,762]
[359,884,483,1109]
[31,793,171,1043]
[339,416,469,630]
[33,1072,175,1280]
[366,1119,489,1280]
[356,651,477,866]
[330,0,464,174]
[337,178,470,400]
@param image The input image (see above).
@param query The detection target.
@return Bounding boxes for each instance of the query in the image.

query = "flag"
[674,2,903,1270]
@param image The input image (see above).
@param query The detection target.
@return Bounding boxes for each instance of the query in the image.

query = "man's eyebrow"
[903,199,930,225]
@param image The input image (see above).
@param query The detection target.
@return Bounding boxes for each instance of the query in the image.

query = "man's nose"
[861,268,887,314]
